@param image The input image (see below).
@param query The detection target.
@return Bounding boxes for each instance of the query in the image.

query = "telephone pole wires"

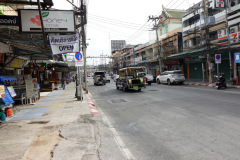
[148,15,163,73]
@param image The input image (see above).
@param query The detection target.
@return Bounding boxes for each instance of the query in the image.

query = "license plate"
[99,82,102,84]
[133,86,138,89]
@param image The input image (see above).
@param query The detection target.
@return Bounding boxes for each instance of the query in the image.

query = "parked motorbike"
[215,73,227,89]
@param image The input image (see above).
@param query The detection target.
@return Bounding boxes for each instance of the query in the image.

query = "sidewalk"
[0,82,125,160]
[184,79,240,89]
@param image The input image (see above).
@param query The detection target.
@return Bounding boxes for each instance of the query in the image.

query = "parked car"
[146,74,154,85]
[105,74,111,83]
[113,75,119,82]
[156,70,185,85]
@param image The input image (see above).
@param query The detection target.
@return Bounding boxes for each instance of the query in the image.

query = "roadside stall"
[0,76,18,120]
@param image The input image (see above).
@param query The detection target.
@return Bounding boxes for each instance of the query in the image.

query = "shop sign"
[0,85,5,98]
[214,0,224,8]
[5,57,25,68]
[19,10,75,33]
[218,32,240,45]
[39,67,45,72]
[0,15,19,26]
[49,33,80,55]
[0,54,3,63]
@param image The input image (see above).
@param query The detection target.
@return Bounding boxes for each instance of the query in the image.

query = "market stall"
[0,76,18,121]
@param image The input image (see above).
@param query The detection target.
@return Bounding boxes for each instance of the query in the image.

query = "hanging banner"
[49,33,80,55]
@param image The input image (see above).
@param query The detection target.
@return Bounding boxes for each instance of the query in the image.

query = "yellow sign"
[0,85,5,98]
[10,58,23,68]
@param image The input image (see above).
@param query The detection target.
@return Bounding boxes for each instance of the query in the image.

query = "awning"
[0,76,18,82]
[167,46,215,59]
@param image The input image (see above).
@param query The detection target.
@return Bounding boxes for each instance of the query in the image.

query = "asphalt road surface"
[88,78,240,160]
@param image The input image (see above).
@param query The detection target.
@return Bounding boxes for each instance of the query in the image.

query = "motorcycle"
[215,75,227,89]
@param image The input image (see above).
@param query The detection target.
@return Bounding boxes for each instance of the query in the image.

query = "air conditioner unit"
[206,16,215,26]
[231,28,235,33]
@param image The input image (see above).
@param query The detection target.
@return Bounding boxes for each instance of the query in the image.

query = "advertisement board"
[19,10,75,33]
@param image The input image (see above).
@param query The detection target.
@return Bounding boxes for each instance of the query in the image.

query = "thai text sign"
[49,33,80,55]
[19,10,75,33]
[0,15,19,26]
[5,57,25,68]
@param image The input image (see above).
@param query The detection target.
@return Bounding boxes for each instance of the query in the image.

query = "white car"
[146,74,154,85]
[105,74,111,82]
[114,75,119,82]
[156,70,185,85]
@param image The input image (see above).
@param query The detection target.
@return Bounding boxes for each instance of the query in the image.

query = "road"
[88,78,240,160]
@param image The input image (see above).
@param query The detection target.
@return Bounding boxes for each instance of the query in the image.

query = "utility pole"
[203,0,212,84]
[224,0,233,82]
[148,15,162,73]
[80,0,88,93]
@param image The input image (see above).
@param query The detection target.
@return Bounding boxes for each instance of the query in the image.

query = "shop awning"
[167,46,215,59]
[0,76,17,82]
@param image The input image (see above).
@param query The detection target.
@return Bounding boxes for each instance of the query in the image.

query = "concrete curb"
[184,82,240,89]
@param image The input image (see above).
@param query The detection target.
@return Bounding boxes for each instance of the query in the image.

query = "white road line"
[88,91,134,160]
[100,109,135,160]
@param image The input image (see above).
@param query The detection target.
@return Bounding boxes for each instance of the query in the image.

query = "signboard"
[66,53,75,62]
[0,85,5,98]
[0,15,19,26]
[49,33,80,55]
[235,52,240,63]
[215,0,224,8]
[7,86,17,97]
[25,78,39,98]
[215,54,221,64]
[75,52,83,61]
[19,10,75,33]
[75,52,84,66]
[5,57,25,68]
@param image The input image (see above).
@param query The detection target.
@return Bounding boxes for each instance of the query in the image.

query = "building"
[111,40,126,54]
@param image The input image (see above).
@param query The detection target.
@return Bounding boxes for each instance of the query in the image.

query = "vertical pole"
[37,0,47,47]
[225,0,233,82]
[202,62,205,83]
[217,63,219,78]
[81,0,88,93]
[203,0,212,84]
[154,18,162,73]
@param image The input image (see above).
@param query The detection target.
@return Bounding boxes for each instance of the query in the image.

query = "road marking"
[88,91,134,160]
[100,108,135,160]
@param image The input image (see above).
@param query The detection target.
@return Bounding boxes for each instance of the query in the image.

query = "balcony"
[228,3,240,14]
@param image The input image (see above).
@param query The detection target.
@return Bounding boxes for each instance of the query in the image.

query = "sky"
[52,0,202,65]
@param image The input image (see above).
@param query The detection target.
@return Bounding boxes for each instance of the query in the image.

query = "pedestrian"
[61,78,65,90]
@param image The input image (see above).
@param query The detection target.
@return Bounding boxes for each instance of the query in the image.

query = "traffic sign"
[75,52,83,61]
[215,54,221,64]
[235,52,240,63]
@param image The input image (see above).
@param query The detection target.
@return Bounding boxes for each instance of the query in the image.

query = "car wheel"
[179,82,183,85]
[157,79,161,84]
[138,89,141,91]
[148,82,151,85]
[116,85,119,90]
[167,79,171,85]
